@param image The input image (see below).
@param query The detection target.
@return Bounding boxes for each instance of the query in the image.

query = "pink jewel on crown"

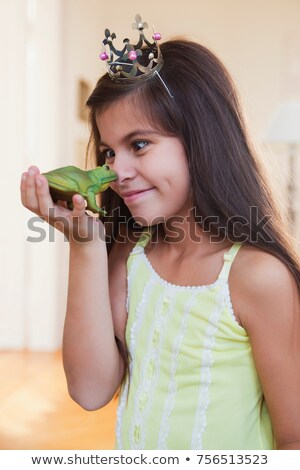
[99,13,163,83]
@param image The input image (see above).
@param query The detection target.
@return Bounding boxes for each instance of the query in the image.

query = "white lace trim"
[157,291,199,449]
[115,273,156,449]
[223,282,241,326]
[125,250,143,313]
[142,250,222,291]
[129,289,175,449]
[191,287,225,450]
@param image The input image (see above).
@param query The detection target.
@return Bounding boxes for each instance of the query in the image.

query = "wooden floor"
[0,351,118,450]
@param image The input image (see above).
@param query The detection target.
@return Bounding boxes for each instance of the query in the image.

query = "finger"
[20,172,28,207]
[35,174,55,219]
[29,165,40,174]
[71,194,87,219]
[24,166,40,211]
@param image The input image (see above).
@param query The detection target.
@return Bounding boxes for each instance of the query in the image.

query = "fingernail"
[21,173,27,182]
[28,168,35,176]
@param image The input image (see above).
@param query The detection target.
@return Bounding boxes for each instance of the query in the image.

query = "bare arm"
[20,166,127,410]
[62,239,125,410]
[234,250,300,449]
[62,227,139,410]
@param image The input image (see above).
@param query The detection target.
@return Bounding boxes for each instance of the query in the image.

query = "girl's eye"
[102,149,115,160]
[133,140,149,151]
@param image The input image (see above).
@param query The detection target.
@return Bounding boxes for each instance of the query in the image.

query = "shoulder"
[230,244,300,330]
[234,244,296,290]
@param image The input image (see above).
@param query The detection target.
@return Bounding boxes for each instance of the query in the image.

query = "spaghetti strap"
[218,243,243,281]
[136,230,152,248]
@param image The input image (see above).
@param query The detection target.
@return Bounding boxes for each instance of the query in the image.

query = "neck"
[152,214,230,257]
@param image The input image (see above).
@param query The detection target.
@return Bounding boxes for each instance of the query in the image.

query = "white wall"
[0,0,67,350]
[0,0,27,348]
[1,0,299,350]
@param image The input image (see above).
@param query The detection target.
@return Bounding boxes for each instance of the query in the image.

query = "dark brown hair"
[86,39,300,378]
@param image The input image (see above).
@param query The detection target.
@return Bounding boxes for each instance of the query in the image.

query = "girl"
[21,36,300,450]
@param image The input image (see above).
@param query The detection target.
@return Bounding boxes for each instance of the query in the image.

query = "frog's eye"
[103,165,110,170]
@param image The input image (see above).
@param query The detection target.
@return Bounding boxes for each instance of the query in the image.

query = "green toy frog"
[42,165,117,215]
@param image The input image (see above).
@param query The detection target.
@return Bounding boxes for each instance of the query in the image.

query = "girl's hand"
[20,165,105,245]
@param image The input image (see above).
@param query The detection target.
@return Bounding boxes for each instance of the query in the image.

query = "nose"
[110,154,137,185]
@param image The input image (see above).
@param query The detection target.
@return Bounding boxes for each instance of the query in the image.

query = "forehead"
[96,96,154,143]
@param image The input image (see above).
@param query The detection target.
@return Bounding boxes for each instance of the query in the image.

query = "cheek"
[164,158,191,194]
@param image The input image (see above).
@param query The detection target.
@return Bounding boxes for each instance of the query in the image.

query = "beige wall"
[1,0,299,350]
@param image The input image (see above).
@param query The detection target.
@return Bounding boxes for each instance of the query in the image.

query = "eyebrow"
[99,130,159,148]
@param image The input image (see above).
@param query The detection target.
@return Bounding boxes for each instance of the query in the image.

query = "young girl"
[21,26,300,450]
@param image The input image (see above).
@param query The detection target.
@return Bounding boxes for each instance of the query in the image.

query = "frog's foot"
[98,207,107,216]
[86,190,106,215]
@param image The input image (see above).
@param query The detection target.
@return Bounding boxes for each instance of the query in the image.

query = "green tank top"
[116,230,274,450]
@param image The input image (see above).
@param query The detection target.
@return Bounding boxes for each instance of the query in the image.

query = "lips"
[120,187,155,203]
[121,188,154,198]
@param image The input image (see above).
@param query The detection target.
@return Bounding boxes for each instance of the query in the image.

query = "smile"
[122,188,155,203]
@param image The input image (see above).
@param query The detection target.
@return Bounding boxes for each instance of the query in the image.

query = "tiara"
[99,14,173,97]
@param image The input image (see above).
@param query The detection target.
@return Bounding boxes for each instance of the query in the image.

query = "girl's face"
[96,96,193,226]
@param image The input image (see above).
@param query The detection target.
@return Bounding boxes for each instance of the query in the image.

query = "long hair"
[86,39,300,377]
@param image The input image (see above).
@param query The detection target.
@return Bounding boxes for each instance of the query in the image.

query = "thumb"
[72,194,86,217]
